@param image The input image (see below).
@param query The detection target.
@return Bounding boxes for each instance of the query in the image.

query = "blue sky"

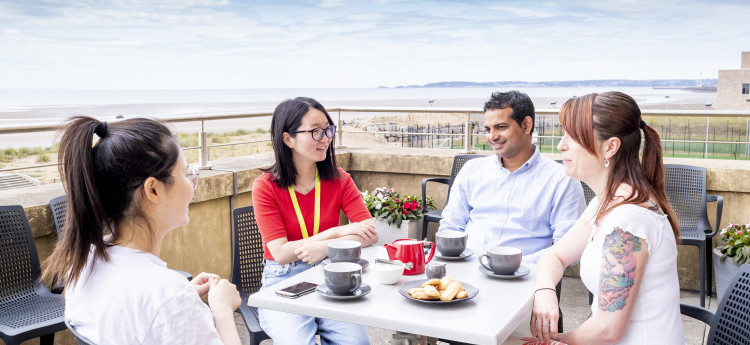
[1,0,748,89]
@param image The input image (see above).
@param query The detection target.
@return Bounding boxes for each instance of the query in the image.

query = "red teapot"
[383,239,436,275]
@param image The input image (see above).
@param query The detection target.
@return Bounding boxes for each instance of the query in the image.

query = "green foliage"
[716,223,750,265]
[36,152,50,163]
[361,187,436,227]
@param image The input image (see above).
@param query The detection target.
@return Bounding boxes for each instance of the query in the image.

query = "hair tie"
[639,120,646,129]
[94,121,108,138]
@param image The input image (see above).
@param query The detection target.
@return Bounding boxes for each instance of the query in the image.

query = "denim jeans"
[258,259,370,345]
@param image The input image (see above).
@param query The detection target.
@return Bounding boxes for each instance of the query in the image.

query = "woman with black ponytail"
[530,92,684,344]
[44,116,242,345]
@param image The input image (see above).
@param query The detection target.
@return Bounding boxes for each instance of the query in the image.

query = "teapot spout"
[383,243,398,259]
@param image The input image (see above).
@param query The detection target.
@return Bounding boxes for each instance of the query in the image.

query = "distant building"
[716,51,750,110]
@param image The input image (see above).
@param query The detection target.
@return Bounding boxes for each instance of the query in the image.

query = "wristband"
[534,287,557,294]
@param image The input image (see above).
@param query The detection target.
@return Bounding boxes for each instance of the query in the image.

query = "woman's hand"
[189,272,220,297]
[293,241,329,265]
[531,288,560,343]
[207,278,242,313]
[336,220,378,243]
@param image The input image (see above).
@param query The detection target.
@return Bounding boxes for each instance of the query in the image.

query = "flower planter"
[713,247,745,301]
[374,219,421,246]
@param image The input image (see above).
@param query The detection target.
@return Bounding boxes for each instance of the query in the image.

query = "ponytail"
[640,123,679,240]
[43,116,181,288]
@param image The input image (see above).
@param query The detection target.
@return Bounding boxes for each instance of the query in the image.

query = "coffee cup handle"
[350,273,362,293]
[480,254,493,271]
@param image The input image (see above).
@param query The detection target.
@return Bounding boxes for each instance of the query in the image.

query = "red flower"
[394,198,400,203]
[417,204,422,209]
[410,203,417,211]
[403,202,410,209]
[403,209,408,214]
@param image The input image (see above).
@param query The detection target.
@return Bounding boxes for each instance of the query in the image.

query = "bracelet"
[534,287,556,294]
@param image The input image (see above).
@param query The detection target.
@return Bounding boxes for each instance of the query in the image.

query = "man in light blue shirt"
[439,91,585,264]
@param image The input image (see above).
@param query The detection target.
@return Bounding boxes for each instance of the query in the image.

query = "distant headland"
[381,79,718,91]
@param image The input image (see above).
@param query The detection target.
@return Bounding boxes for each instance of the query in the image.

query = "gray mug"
[328,240,362,263]
[435,231,467,257]
[425,262,446,279]
[480,246,522,275]
[324,262,363,295]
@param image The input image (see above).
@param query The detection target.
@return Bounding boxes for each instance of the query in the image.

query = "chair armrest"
[680,303,715,325]
[706,194,724,237]
[421,177,450,210]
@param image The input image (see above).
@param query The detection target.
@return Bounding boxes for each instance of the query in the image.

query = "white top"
[580,198,685,345]
[440,147,585,263]
[65,245,223,345]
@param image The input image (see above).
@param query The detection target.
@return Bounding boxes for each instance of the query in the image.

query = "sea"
[0,87,716,148]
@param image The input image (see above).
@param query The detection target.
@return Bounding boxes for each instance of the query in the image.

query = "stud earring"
[604,158,610,168]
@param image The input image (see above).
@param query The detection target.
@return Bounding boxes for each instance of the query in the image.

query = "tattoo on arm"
[598,227,643,312]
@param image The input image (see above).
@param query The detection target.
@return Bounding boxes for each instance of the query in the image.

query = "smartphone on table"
[275,281,319,298]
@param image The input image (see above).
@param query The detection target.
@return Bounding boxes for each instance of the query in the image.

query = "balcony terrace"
[1,107,749,345]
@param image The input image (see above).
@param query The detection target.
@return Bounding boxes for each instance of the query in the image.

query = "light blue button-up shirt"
[439,146,586,263]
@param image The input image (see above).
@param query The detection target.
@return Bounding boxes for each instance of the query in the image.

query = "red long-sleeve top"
[252,168,371,260]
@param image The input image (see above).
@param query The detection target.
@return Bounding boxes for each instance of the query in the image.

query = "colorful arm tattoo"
[598,227,643,312]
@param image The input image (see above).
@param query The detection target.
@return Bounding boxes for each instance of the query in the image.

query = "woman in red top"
[252,97,378,345]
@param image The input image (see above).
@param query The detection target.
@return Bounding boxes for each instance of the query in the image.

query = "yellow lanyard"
[288,167,321,239]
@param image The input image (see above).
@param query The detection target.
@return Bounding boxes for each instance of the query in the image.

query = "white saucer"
[478,265,530,279]
[320,258,369,269]
[316,283,372,300]
[435,248,474,261]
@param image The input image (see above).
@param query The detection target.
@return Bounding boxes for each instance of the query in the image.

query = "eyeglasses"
[291,125,336,141]
[174,166,199,190]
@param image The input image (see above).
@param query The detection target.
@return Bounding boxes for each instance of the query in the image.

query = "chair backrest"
[581,182,596,206]
[0,205,43,302]
[231,206,265,300]
[446,155,481,201]
[664,164,711,235]
[707,264,750,345]
[49,195,67,238]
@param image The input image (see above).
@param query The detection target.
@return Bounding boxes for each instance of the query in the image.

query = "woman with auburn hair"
[530,92,684,344]
[252,97,377,345]
[44,116,242,345]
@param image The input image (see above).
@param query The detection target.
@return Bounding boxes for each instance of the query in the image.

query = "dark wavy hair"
[43,116,181,287]
[263,97,340,188]
[558,92,678,241]
[483,90,536,132]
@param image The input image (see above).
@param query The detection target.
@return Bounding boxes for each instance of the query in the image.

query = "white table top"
[247,246,536,345]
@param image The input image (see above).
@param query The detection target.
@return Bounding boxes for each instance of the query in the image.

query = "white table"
[247,246,536,345]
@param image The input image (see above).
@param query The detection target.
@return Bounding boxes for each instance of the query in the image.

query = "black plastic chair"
[231,206,270,345]
[0,205,66,345]
[581,181,595,206]
[680,263,750,345]
[48,195,67,294]
[664,164,723,307]
[64,320,96,345]
[421,154,481,240]
[48,195,193,282]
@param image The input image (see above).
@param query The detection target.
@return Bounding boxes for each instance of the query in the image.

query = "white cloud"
[0,0,748,89]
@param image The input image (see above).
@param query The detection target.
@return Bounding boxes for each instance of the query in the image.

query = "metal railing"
[2,107,750,173]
